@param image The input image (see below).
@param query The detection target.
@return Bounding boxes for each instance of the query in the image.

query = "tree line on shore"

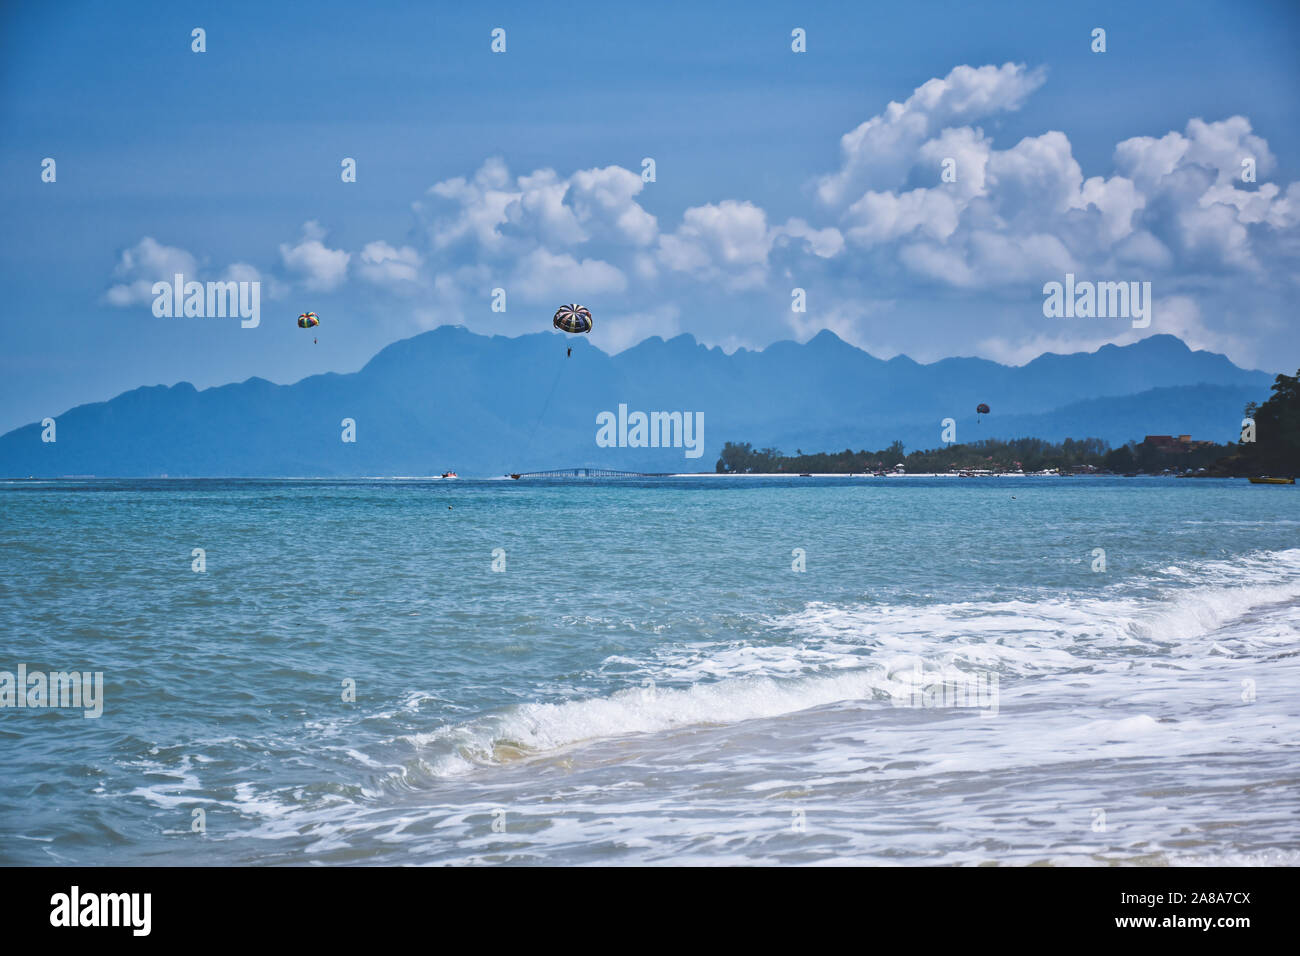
[716,369,1300,477]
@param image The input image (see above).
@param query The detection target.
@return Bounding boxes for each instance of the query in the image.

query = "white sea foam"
[400,548,1300,778]
[116,547,1300,866]
[411,669,898,777]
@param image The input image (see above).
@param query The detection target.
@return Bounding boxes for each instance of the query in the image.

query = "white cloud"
[776,218,844,257]
[1079,174,1145,242]
[105,240,265,307]
[568,166,658,246]
[899,231,1075,288]
[658,200,772,289]
[816,97,1298,294]
[844,188,961,246]
[279,221,350,290]
[511,247,626,299]
[358,241,423,286]
[426,158,519,252]
[984,131,1085,223]
[507,168,586,245]
[1115,116,1275,191]
[110,63,1298,372]
[1112,230,1174,270]
[1099,117,1295,275]
[423,158,657,255]
[222,262,261,283]
[918,126,993,199]
[816,62,1047,208]
[105,237,199,305]
[403,159,658,314]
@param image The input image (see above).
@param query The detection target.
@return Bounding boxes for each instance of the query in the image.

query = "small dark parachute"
[297,312,320,329]
[553,304,593,335]
[976,402,990,423]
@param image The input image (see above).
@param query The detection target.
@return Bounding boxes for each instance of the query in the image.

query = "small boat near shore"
[1248,476,1294,484]
[440,471,458,479]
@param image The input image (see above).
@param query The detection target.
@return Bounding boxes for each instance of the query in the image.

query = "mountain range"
[0,327,1272,476]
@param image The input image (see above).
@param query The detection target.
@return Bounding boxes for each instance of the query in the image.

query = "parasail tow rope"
[525,351,568,452]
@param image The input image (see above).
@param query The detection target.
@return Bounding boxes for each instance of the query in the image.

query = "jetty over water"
[513,467,673,478]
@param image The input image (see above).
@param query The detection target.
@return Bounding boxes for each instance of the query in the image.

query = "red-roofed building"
[1142,434,1216,453]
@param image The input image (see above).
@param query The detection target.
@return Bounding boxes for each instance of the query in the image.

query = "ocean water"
[0,476,1297,866]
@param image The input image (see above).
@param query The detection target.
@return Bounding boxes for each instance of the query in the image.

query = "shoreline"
[0,472,1246,482]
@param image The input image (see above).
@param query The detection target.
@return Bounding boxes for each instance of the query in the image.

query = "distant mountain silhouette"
[0,327,1272,476]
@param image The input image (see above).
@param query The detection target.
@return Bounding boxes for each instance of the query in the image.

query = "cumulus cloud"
[279,221,350,291]
[1115,117,1275,192]
[568,166,658,246]
[845,188,962,246]
[111,61,1296,372]
[423,158,657,255]
[254,68,1294,351]
[221,262,261,283]
[1104,118,1298,276]
[405,159,658,315]
[105,237,200,305]
[816,62,1047,208]
[425,158,519,252]
[510,247,626,299]
[105,239,265,307]
[358,241,423,287]
[817,92,1298,297]
[657,200,773,289]
[776,218,844,257]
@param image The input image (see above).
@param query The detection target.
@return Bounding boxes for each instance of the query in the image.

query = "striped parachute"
[552,304,593,334]
[297,312,320,329]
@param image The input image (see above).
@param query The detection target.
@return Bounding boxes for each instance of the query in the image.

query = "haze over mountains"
[0,328,1272,476]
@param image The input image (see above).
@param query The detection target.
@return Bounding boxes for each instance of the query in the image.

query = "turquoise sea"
[1,476,1297,865]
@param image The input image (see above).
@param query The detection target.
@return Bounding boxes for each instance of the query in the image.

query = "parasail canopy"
[552,304,593,334]
[297,312,320,329]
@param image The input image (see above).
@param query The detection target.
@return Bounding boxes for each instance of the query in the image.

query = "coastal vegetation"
[715,436,1236,475]
[1206,368,1300,476]
[718,370,1300,476]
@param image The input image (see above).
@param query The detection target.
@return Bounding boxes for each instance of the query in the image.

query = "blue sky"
[2,0,1298,433]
